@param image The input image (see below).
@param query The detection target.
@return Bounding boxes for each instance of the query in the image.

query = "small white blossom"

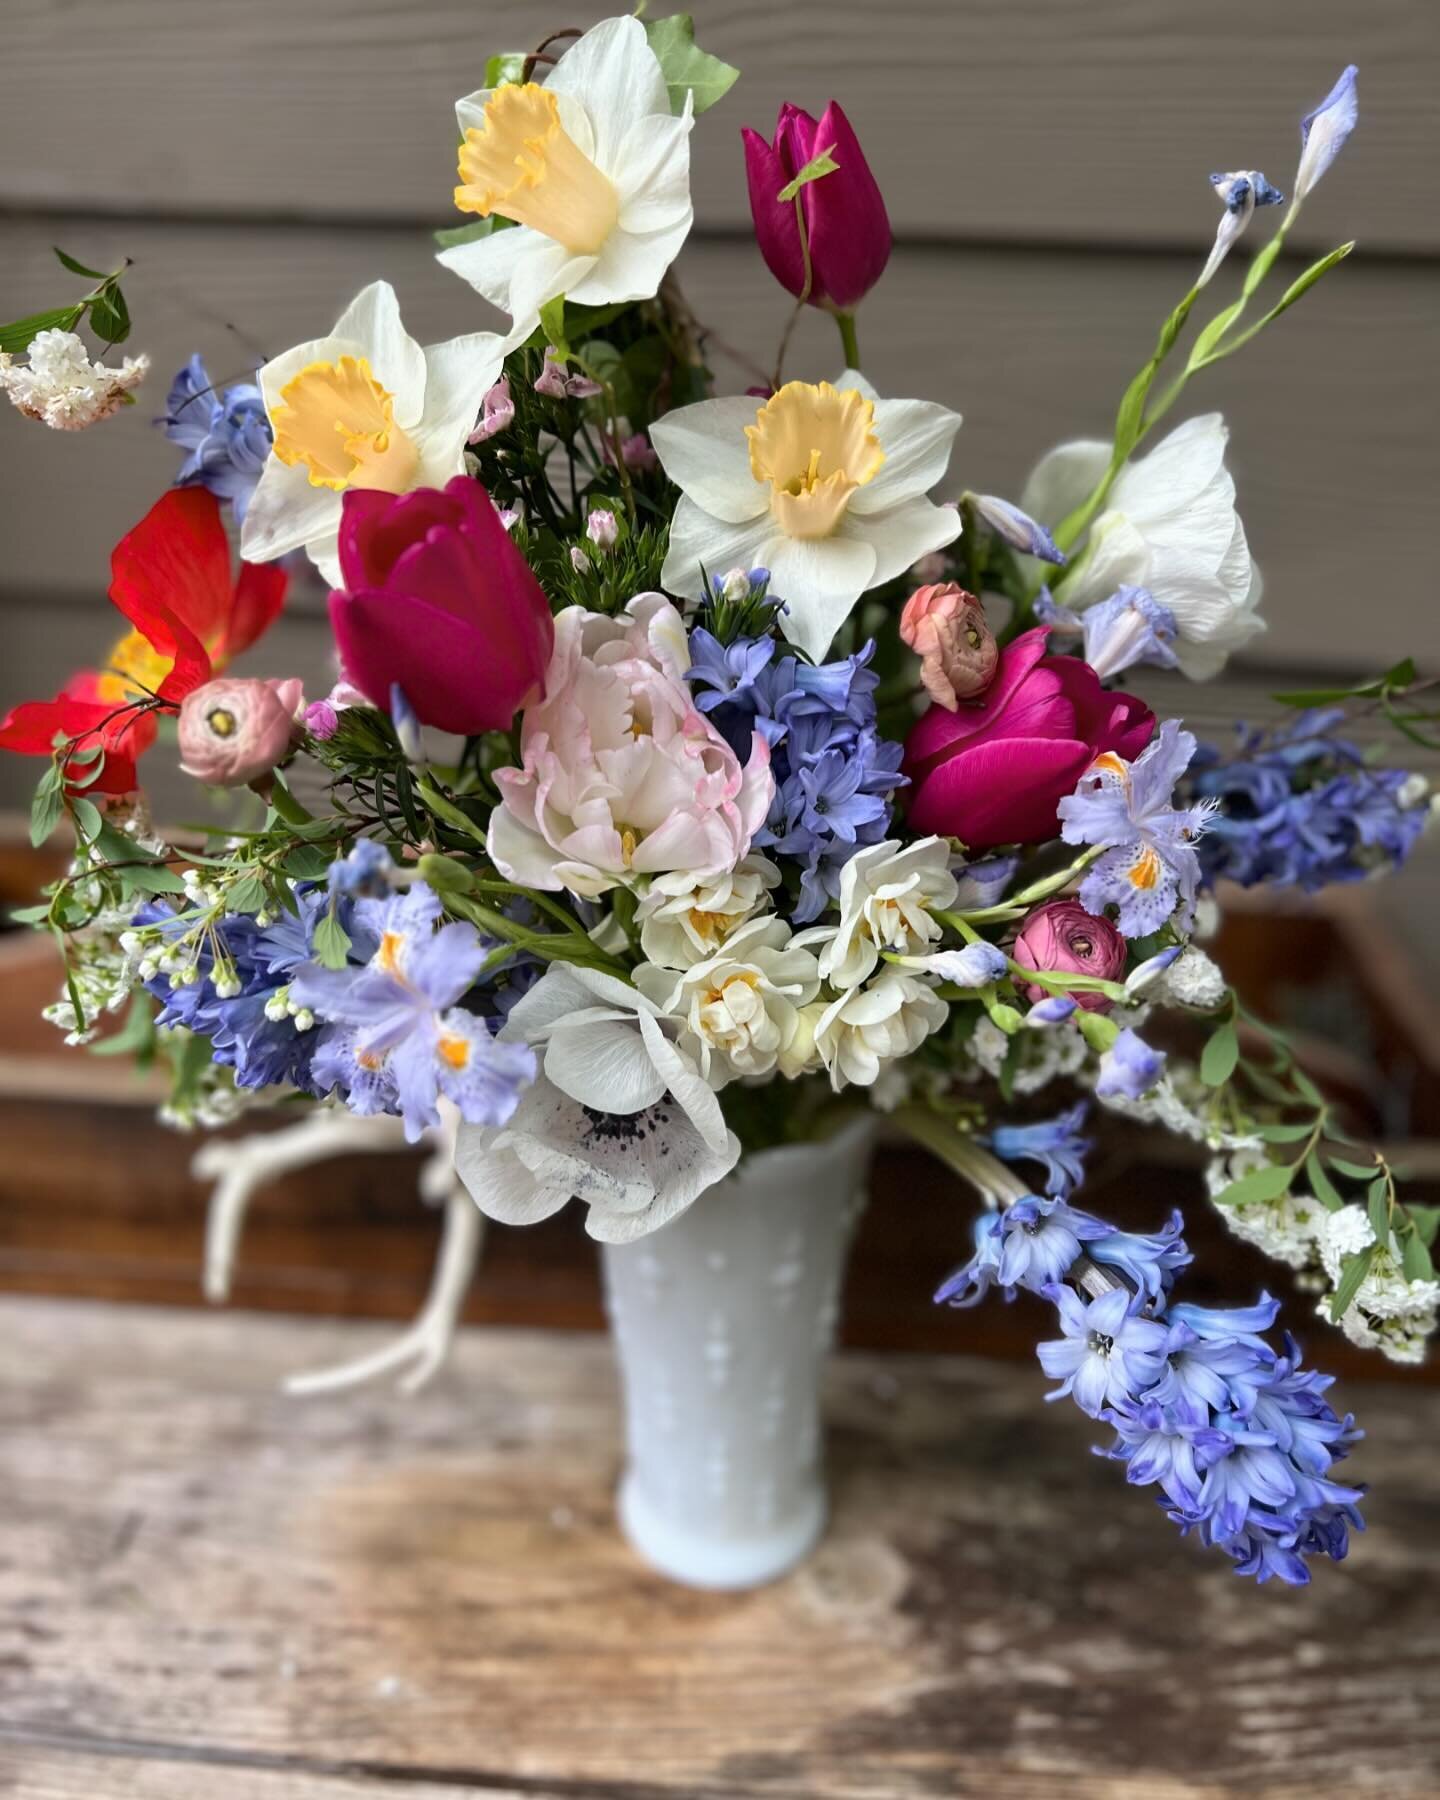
[795,837,957,991]
[1158,947,1227,1010]
[1396,772,1429,810]
[633,917,822,1089]
[1315,1205,1440,1364]
[0,330,149,430]
[812,971,948,1093]
[635,855,780,970]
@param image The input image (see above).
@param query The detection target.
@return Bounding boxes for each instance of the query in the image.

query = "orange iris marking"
[438,1035,471,1071]
[1128,846,1162,889]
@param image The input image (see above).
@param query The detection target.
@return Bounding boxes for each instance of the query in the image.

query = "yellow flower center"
[271,356,419,495]
[746,381,885,540]
[456,83,618,256]
[94,629,174,706]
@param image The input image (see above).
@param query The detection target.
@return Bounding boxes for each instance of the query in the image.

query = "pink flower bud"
[468,378,514,444]
[586,508,618,549]
[304,699,339,740]
[1012,899,1126,1014]
[178,677,305,786]
[899,583,999,710]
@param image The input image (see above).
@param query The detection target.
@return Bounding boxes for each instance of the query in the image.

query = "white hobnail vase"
[601,1114,877,1589]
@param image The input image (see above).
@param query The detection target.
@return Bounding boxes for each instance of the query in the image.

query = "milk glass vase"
[601,1115,878,1589]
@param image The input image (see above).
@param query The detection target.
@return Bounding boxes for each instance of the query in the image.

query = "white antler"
[191,1103,484,1395]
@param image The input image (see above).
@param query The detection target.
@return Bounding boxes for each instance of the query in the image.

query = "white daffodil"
[437,16,694,347]
[811,971,948,1093]
[652,372,963,663]
[635,854,781,970]
[795,837,957,991]
[634,916,822,1088]
[455,963,738,1243]
[240,282,504,584]
[1019,414,1263,681]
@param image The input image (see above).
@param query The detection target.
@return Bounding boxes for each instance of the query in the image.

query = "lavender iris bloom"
[1039,585,1180,682]
[1095,1027,1166,1100]
[986,1102,1092,1197]
[967,492,1066,566]
[160,354,271,521]
[1294,66,1359,204]
[1058,720,1215,936]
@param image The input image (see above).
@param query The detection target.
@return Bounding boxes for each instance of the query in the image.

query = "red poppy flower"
[0,488,287,793]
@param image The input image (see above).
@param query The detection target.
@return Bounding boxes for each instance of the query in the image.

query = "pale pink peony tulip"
[488,594,774,899]
[899,583,999,710]
[178,677,305,786]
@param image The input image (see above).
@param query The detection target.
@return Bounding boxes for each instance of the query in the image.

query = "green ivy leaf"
[1305,1150,1344,1213]
[537,295,569,358]
[0,305,85,355]
[1199,1019,1239,1087]
[29,763,65,847]
[1212,1163,1294,1208]
[776,148,839,204]
[312,909,352,971]
[643,14,739,116]
[1329,1244,1376,1322]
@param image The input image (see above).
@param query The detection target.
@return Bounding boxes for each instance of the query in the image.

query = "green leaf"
[1212,1162,1294,1208]
[88,993,157,1060]
[121,861,187,895]
[1186,298,1245,370]
[1407,1204,1440,1248]
[537,295,569,358]
[0,305,85,355]
[9,903,52,926]
[643,14,739,116]
[1329,1244,1376,1322]
[1200,1019,1239,1087]
[1401,1229,1435,1284]
[282,843,335,881]
[1256,1120,1315,1143]
[776,148,839,204]
[88,284,131,346]
[53,246,109,280]
[1305,1150,1344,1213]
[224,872,268,915]
[312,909,352,971]
[482,51,527,87]
[1271,241,1356,319]
[1077,1009,1119,1054]
[268,770,313,827]
[1291,1066,1323,1106]
[29,764,65,847]
[433,215,514,251]
[1273,657,1418,710]
[1367,1178,1391,1245]
[416,852,477,894]
[70,797,103,842]
[1330,1156,1379,1181]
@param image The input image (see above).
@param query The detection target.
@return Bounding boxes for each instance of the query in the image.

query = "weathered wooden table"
[2,1297,1438,1799]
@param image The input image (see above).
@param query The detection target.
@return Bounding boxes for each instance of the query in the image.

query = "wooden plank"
[1,218,1434,675]
[0,0,1427,254]
[0,1743,559,1799]
[0,1298,1438,1797]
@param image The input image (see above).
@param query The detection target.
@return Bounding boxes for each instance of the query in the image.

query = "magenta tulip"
[903,629,1155,850]
[742,101,892,312]
[329,478,554,736]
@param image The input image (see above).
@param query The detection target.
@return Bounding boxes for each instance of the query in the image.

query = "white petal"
[307,526,343,589]
[565,214,689,312]
[1113,414,1229,521]
[649,398,767,524]
[545,15,670,172]
[437,228,590,347]
[1062,510,1151,612]
[838,494,960,587]
[545,1016,668,1113]
[455,88,494,139]
[613,108,694,234]
[637,1013,730,1156]
[332,281,427,428]
[831,367,880,403]
[850,396,964,515]
[659,494,769,599]
[1020,437,1112,534]
[764,533,878,663]
[411,332,507,474]
[239,454,338,565]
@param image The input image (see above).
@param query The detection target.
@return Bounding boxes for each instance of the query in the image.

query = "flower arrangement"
[2,25,1436,1588]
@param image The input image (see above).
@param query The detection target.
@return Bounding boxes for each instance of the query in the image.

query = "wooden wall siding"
[0,0,1427,254]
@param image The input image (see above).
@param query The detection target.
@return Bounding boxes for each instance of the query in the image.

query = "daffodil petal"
[410,333,507,476]
[565,216,688,311]
[659,494,770,597]
[762,533,878,663]
[330,281,427,429]
[544,15,669,170]
[239,452,340,565]
[650,398,768,524]
[614,106,694,233]
[837,493,960,587]
[848,395,964,515]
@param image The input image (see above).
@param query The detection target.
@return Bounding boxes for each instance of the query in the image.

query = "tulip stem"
[834,309,860,372]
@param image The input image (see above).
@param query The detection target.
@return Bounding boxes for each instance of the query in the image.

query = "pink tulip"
[742,102,891,313]
[178,676,304,786]
[329,479,554,736]
[1013,900,1127,1014]
[899,583,999,710]
[903,629,1155,850]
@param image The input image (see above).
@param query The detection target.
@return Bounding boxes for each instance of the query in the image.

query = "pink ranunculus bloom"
[1013,899,1128,1014]
[488,594,775,899]
[900,583,999,710]
[903,628,1155,851]
[178,676,305,786]
[742,101,892,312]
[328,478,554,737]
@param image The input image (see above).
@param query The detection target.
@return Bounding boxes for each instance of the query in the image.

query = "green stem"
[833,309,860,371]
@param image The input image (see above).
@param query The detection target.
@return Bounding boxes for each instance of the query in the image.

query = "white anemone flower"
[652,372,964,663]
[455,964,738,1244]
[241,281,504,584]
[437,17,694,347]
[1019,413,1263,680]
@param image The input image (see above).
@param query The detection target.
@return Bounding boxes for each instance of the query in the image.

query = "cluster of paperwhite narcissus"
[4,23,1437,1583]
